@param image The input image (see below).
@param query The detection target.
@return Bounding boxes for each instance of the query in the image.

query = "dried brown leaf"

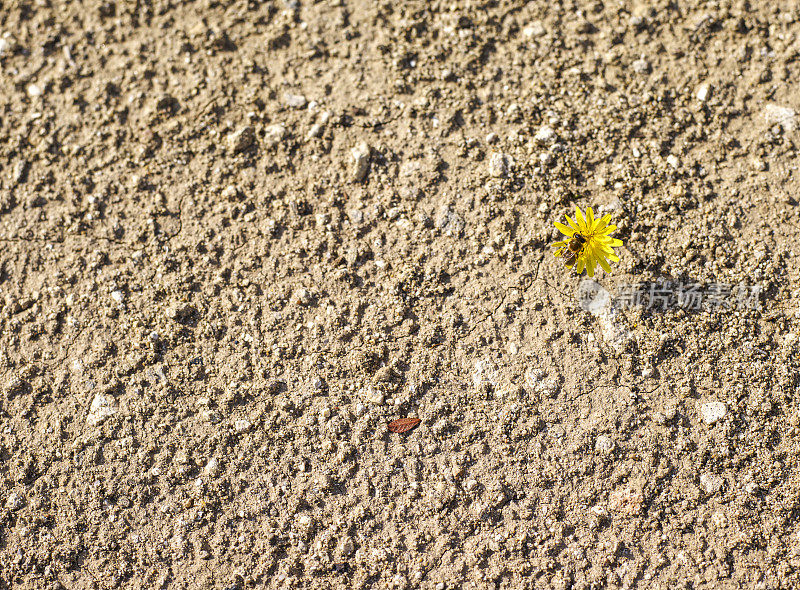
[388,417,421,434]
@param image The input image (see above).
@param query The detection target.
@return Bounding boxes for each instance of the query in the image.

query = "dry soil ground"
[1,0,800,589]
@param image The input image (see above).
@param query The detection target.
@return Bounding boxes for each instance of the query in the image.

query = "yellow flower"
[552,206,623,277]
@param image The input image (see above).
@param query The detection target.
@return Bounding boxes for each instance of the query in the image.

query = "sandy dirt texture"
[2,0,800,588]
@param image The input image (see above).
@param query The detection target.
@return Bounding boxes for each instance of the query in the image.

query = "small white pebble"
[307,123,324,139]
[522,21,546,38]
[5,492,25,511]
[284,93,307,108]
[700,473,723,494]
[595,435,615,453]
[367,389,385,405]
[234,419,252,432]
[632,57,650,74]
[351,142,371,182]
[488,152,513,177]
[534,125,556,145]
[700,401,728,425]
[203,458,221,477]
[696,83,711,102]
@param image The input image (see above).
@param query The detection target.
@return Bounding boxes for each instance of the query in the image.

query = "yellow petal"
[598,224,617,235]
[593,214,612,233]
[575,206,587,231]
[565,214,581,233]
[552,240,568,248]
[585,254,595,277]
[587,241,600,264]
[596,242,615,255]
[598,255,612,273]
[586,207,595,226]
[606,252,620,262]
[608,238,623,247]
[554,222,575,237]
[576,258,585,274]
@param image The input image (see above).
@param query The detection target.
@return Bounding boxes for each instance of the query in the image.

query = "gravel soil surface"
[1,1,800,588]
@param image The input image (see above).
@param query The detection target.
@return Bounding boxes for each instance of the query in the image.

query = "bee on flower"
[552,206,623,277]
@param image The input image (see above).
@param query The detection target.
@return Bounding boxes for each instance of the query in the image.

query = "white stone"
[522,21,546,38]
[234,419,251,432]
[666,155,680,169]
[284,93,307,108]
[488,152,513,177]
[264,124,286,146]
[294,287,312,306]
[364,387,384,405]
[534,125,557,145]
[203,458,221,477]
[227,126,255,153]
[351,142,371,182]
[700,401,728,425]
[696,83,711,102]
[435,205,464,236]
[472,359,498,390]
[710,511,728,528]
[110,290,124,303]
[632,57,650,74]
[524,368,544,390]
[86,394,118,426]
[5,492,24,511]
[27,84,42,97]
[307,123,324,139]
[595,435,615,453]
[700,473,723,494]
